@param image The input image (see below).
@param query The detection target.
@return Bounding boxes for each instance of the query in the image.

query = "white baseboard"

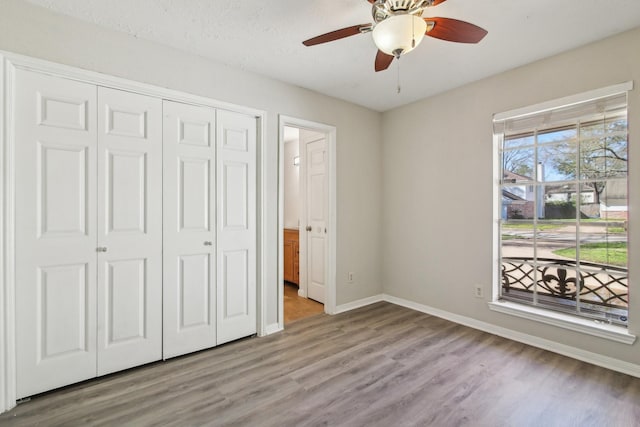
[332,293,640,379]
[334,294,385,314]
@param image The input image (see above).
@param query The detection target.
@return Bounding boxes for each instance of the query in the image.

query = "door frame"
[278,116,337,328]
[0,50,268,414]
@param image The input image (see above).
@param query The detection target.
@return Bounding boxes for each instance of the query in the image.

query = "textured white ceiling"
[23,0,640,111]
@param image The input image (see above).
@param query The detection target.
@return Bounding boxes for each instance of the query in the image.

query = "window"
[494,85,630,326]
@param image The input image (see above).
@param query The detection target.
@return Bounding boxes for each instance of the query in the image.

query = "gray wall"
[0,0,384,327]
[382,27,640,365]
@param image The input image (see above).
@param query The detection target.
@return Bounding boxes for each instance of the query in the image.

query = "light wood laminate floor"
[283,282,324,324]
[2,302,639,426]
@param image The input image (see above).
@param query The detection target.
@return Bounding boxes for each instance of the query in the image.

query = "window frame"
[490,82,636,345]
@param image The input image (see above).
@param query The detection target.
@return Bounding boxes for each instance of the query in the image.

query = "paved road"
[502,225,627,259]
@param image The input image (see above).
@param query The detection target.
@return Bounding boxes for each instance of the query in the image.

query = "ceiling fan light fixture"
[372,14,427,57]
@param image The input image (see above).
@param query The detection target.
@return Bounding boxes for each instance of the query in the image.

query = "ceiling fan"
[303,0,488,72]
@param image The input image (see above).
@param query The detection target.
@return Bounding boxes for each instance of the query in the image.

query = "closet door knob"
[96,247,108,253]
[204,241,213,246]
[306,226,312,232]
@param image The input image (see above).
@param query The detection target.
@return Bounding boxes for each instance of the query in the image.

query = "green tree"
[553,117,627,204]
[503,148,533,178]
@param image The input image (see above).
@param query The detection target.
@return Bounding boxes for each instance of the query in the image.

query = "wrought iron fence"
[501,257,628,311]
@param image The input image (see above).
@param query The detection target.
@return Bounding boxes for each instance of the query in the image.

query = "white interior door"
[305,138,327,304]
[162,100,216,358]
[15,70,98,398]
[216,110,257,345]
[96,87,162,375]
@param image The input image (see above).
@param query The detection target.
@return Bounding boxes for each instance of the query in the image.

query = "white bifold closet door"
[96,87,163,375]
[14,67,256,396]
[216,110,257,345]
[163,104,257,353]
[162,100,216,358]
[15,70,163,397]
[15,70,98,398]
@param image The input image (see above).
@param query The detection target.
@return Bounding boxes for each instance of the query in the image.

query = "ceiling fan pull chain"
[397,58,402,94]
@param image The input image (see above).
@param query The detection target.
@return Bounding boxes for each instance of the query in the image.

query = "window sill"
[488,301,636,345]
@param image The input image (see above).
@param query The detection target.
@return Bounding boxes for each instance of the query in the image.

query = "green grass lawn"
[607,227,626,234]
[502,223,560,231]
[553,242,628,267]
[502,221,626,234]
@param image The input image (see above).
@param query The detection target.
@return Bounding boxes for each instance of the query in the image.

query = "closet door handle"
[306,226,312,232]
[96,247,108,253]
[204,241,213,246]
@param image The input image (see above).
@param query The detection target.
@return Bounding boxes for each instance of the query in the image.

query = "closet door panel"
[105,258,147,342]
[15,69,98,398]
[38,143,89,237]
[106,150,147,233]
[97,87,162,375]
[216,110,257,345]
[163,100,216,359]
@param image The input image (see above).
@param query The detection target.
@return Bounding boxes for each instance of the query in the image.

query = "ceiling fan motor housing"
[373,0,431,23]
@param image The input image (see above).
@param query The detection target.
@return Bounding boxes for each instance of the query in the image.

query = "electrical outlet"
[474,285,484,298]
[348,272,354,283]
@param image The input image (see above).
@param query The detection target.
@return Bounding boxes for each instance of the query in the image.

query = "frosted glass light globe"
[372,14,427,57]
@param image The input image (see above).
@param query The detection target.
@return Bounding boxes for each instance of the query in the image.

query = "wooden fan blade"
[375,50,394,72]
[303,24,370,46]
[425,17,488,43]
